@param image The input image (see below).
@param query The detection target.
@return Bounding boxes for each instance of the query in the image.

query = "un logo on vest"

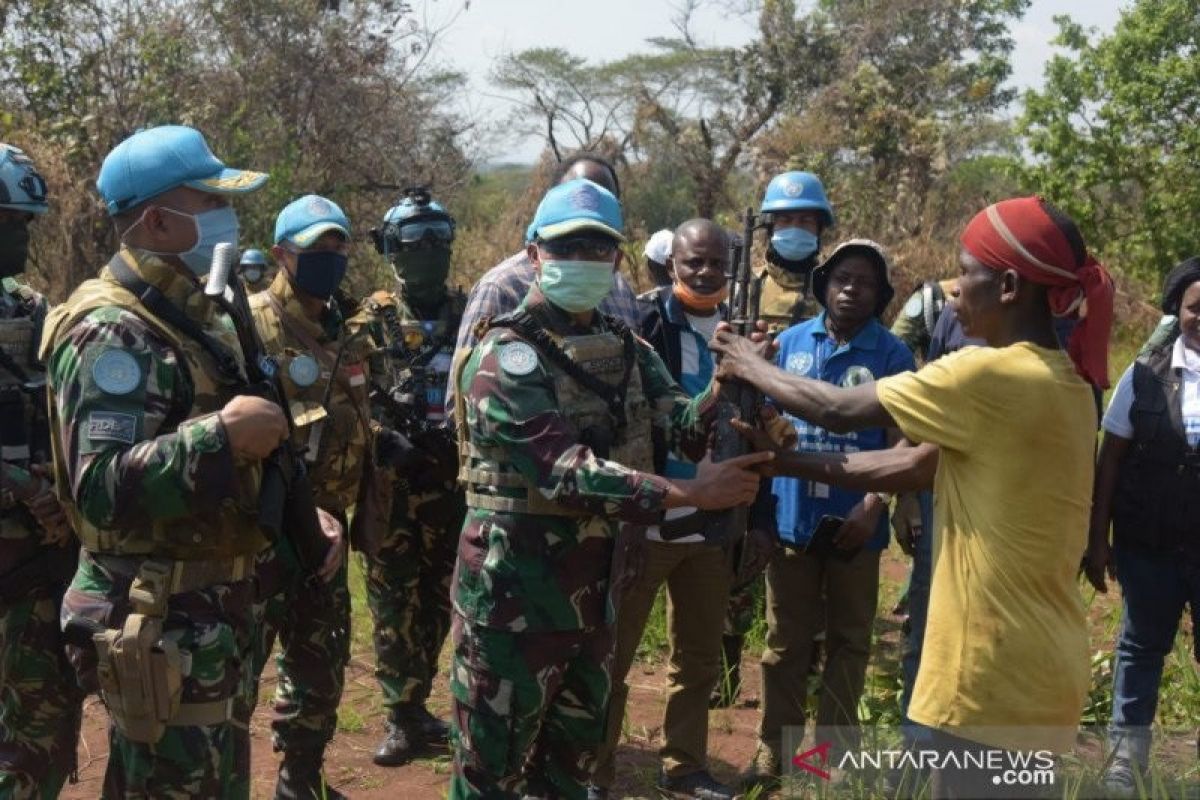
[786,352,814,376]
[841,366,874,387]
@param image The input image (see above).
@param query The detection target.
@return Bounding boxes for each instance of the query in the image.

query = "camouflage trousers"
[62,552,256,799]
[449,615,614,800]
[362,489,461,709]
[251,539,350,754]
[0,593,83,800]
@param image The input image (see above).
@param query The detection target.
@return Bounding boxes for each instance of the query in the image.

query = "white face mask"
[125,205,240,276]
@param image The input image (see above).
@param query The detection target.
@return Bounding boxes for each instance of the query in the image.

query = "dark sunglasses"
[538,235,619,260]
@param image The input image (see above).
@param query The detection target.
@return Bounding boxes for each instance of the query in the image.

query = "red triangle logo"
[791,740,833,780]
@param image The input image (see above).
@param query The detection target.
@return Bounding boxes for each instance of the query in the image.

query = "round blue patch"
[288,354,321,388]
[498,342,539,376]
[91,349,142,396]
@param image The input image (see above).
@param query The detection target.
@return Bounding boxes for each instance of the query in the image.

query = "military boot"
[413,703,451,744]
[709,634,743,709]
[374,703,429,766]
[274,750,346,800]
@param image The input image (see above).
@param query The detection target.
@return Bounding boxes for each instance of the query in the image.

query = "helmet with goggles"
[371,186,455,257]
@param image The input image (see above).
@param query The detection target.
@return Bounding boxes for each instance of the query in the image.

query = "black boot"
[374,704,426,767]
[709,634,744,709]
[413,703,451,745]
[274,751,346,800]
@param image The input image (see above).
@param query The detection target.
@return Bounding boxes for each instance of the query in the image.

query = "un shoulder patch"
[91,349,142,396]
[86,411,137,445]
[288,354,320,387]
[498,342,538,376]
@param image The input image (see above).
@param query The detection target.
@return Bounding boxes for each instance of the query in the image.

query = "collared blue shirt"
[771,312,916,549]
[661,291,720,479]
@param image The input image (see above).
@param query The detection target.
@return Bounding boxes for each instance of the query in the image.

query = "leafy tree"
[1020,0,1200,281]
[0,0,470,298]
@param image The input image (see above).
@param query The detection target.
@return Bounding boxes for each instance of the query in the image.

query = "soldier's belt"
[461,467,590,518]
[89,552,254,595]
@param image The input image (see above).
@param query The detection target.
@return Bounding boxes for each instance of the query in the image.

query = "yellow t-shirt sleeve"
[875,346,986,453]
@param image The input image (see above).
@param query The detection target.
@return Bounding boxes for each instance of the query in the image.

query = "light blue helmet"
[760,171,834,227]
[372,187,455,255]
[0,145,49,215]
[240,248,267,266]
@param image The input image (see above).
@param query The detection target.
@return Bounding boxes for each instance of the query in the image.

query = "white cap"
[643,228,674,265]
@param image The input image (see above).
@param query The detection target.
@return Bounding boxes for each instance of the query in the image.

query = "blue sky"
[426,0,1127,163]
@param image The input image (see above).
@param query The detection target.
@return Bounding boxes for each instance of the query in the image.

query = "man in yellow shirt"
[712,197,1114,798]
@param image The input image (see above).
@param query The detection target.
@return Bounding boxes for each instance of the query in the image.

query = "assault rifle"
[701,208,766,544]
[203,243,330,584]
[368,304,458,490]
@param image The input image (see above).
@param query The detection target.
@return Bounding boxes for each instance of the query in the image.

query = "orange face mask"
[673,280,728,311]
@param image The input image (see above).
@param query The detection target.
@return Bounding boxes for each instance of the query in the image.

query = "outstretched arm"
[711,329,895,433]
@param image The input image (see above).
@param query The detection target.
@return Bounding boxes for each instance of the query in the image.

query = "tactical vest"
[1111,344,1200,555]
[759,265,818,335]
[381,287,465,425]
[249,289,371,511]
[40,255,265,559]
[0,293,50,566]
[459,324,654,516]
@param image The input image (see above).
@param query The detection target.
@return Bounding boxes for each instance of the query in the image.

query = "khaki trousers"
[758,546,881,756]
[592,538,733,787]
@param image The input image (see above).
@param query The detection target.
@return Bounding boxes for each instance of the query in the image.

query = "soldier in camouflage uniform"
[714,171,833,710]
[451,178,767,799]
[249,195,374,800]
[362,188,464,764]
[889,279,955,361]
[41,125,337,798]
[0,144,84,799]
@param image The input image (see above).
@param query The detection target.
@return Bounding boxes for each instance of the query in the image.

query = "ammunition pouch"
[91,557,247,743]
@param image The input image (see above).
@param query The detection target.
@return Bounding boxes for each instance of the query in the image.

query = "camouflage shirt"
[41,248,263,557]
[454,288,717,632]
[759,262,821,335]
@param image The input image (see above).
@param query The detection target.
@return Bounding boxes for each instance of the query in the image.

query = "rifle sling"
[107,254,243,385]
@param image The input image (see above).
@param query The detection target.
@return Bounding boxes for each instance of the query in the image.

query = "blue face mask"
[292,250,348,300]
[771,227,819,263]
[539,259,614,313]
[132,205,240,276]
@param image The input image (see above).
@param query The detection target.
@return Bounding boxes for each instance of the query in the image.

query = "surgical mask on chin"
[127,205,240,276]
[539,259,614,313]
[770,227,819,263]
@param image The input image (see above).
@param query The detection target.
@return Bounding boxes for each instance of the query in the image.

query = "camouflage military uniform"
[450,288,716,799]
[722,265,820,641]
[0,278,83,799]
[41,248,267,798]
[889,279,954,361]
[356,285,465,715]
[248,272,372,755]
